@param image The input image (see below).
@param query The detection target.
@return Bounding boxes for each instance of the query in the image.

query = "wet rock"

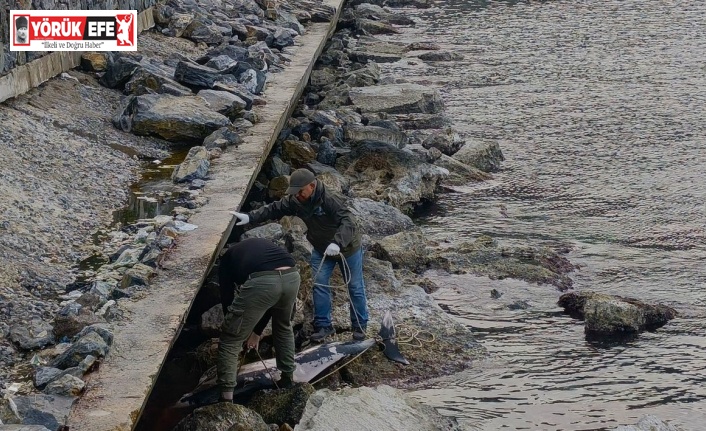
[113,94,231,143]
[9,320,55,351]
[296,385,460,431]
[418,51,464,62]
[433,153,492,185]
[247,383,315,426]
[612,414,681,431]
[173,402,269,431]
[43,374,85,396]
[348,198,414,239]
[349,84,443,114]
[429,237,577,291]
[50,331,109,370]
[173,146,211,183]
[452,140,505,173]
[422,128,464,156]
[353,4,415,26]
[558,291,677,339]
[198,90,248,120]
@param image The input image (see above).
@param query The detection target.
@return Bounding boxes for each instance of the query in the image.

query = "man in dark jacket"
[231,168,369,342]
[217,238,300,401]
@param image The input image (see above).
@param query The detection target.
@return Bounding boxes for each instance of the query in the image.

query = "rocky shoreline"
[0,0,680,430]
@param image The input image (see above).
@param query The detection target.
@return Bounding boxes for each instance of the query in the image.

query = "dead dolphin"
[175,312,408,408]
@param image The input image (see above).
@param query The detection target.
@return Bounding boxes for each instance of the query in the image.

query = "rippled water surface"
[378,0,706,429]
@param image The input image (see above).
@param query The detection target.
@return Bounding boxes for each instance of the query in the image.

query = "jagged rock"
[428,237,577,291]
[124,65,194,97]
[200,304,224,337]
[34,367,64,389]
[281,140,317,168]
[113,94,231,143]
[349,84,443,114]
[247,383,315,426]
[452,140,505,173]
[267,155,291,178]
[183,19,226,45]
[433,154,492,186]
[559,291,677,339]
[344,125,408,148]
[239,68,267,95]
[352,4,415,26]
[173,146,211,183]
[175,61,231,89]
[198,90,248,120]
[369,230,428,271]
[240,223,285,242]
[53,310,105,340]
[296,385,460,431]
[99,55,141,88]
[336,141,448,212]
[76,324,114,346]
[356,18,400,35]
[315,139,337,166]
[4,394,76,431]
[120,263,156,289]
[204,126,243,149]
[612,415,682,431]
[268,175,290,200]
[422,128,464,156]
[348,198,414,239]
[418,51,464,61]
[80,53,108,72]
[50,331,109,370]
[9,320,55,351]
[43,374,85,396]
[172,402,269,431]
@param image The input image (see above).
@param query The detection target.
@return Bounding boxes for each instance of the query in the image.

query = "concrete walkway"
[67,1,344,429]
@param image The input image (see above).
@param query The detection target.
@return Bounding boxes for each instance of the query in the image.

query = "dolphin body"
[175,311,408,408]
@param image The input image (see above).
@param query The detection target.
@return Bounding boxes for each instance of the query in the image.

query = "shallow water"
[378,0,706,429]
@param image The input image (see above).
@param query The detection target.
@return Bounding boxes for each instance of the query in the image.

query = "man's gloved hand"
[325,243,340,256]
[230,211,250,226]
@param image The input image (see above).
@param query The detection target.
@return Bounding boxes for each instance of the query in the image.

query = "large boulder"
[452,140,505,173]
[348,84,443,114]
[172,402,269,431]
[113,94,231,143]
[558,291,677,339]
[295,385,460,431]
[336,141,448,213]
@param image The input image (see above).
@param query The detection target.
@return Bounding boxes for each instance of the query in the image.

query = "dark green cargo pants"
[217,267,300,393]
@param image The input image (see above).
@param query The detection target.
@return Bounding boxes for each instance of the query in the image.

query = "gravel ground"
[0,31,209,383]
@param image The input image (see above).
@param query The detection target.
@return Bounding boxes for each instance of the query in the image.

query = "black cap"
[16,16,28,28]
[285,168,315,195]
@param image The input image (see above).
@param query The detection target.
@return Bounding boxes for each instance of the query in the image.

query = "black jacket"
[247,181,361,257]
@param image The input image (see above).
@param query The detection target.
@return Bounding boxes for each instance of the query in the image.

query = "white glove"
[230,211,250,226]
[325,243,340,256]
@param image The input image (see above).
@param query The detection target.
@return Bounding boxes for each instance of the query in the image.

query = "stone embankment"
[1,0,680,430]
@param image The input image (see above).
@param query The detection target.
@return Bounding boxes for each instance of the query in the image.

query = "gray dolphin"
[175,312,408,408]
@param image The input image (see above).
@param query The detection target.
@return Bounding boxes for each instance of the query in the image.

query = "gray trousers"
[217,268,300,392]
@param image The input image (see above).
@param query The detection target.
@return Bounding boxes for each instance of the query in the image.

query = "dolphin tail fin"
[378,310,410,365]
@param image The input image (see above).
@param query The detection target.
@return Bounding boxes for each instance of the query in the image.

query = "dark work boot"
[352,326,367,341]
[277,372,294,389]
[310,326,335,342]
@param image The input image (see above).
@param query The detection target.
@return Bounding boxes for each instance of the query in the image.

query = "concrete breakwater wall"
[0,0,156,102]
